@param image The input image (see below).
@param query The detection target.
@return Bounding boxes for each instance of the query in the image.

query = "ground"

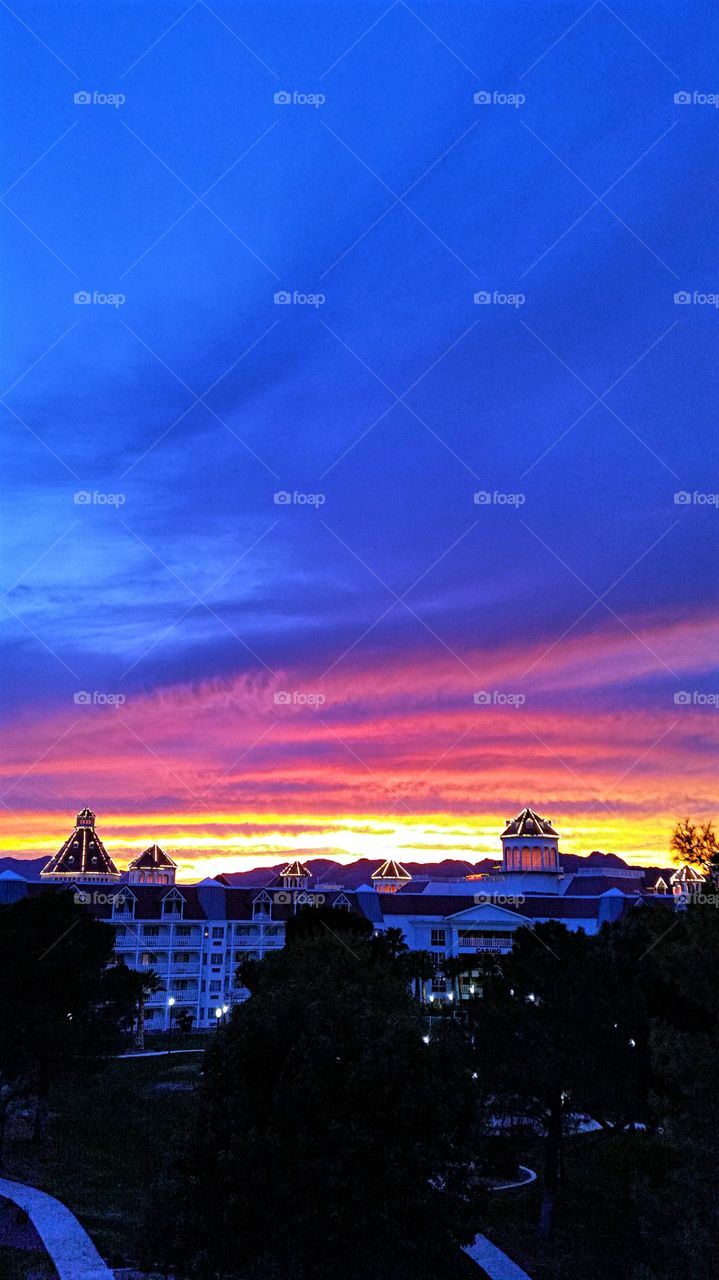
[485,1130,670,1280]
[1,1050,483,1278]
[2,1051,201,1269]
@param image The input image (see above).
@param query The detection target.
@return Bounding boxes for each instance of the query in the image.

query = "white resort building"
[0,805,696,1030]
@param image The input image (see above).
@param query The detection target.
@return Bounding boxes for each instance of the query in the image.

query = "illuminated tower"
[41,807,121,883]
[500,807,562,873]
[371,858,412,893]
[127,844,177,886]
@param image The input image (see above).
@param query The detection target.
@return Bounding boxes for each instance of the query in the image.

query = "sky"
[1,0,717,876]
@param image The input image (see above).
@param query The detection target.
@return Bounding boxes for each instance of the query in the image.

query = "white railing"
[459,938,512,951]
[171,961,201,974]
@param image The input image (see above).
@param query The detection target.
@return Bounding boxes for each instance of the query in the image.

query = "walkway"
[0,1177,113,1280]
[464,1232,533,1279]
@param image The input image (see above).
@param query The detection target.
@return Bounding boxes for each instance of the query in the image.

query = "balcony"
[458,938,512,952]
[172,935,201,947]
[170,961,201,974]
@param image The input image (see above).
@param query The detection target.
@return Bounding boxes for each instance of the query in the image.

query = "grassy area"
[485,1130,666,1280]
[3,1051,203,1268]
[0,1245,58,1279]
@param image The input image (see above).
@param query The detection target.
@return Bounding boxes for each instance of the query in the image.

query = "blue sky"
[0,1,717,862]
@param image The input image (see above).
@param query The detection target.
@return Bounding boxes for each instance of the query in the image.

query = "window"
[144,925,159,937]
[176,924,191,937]
[212,926,224,939]
[430,929,446,947]
[210,953,222,967]
[162,895,182,917]
[431,974,447,993]
[209,980,221,992]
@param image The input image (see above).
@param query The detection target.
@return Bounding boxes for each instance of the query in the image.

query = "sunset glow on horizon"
[1,3,716,873]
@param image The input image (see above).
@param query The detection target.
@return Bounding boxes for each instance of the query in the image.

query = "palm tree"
[441,955,476,1004]
[408,950,436,1005]
[132,968,164,1051]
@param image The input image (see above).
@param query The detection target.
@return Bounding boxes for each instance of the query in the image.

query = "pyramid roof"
[501,807,559,838]
[41,807,120,879]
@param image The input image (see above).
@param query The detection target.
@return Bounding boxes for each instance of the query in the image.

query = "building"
[40,807,121,883]
[1,804,692,1028]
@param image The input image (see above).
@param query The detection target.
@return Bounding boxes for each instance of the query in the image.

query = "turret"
[500,807,562,874]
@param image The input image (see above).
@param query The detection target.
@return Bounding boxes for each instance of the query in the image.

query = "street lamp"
[167,996,175,1056]
[215,1006,223,1028]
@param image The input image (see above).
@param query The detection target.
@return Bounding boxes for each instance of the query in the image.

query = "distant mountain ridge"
[216,849,634,888]
[1,849,664,888]
[0,856,49,879]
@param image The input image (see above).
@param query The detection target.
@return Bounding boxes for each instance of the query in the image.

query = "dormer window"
[113,892,135,919]
[252,891,272,920]
[161,890,184,919]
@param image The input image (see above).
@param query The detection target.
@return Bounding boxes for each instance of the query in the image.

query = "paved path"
[464,1233,533,1279]
[115,1047,204,1058]
[0,1177,113,1280]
